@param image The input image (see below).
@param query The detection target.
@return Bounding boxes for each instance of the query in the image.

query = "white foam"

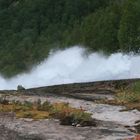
[0,46,140,90]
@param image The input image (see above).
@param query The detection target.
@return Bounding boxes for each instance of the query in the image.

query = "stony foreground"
[0,79,140,140]
[0,94,139,140]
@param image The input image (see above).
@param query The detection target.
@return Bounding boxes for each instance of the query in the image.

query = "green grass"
[131,81,140,94]
[115,81,140,103]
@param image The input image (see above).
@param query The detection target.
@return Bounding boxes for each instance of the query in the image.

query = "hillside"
[0,0,140,77]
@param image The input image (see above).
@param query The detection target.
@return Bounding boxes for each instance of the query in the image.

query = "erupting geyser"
[0,46,140,90]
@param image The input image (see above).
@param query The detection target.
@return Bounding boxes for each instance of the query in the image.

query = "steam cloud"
[0,46,140,90]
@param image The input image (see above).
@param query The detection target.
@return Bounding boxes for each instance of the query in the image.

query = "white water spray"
[0,46,140,90]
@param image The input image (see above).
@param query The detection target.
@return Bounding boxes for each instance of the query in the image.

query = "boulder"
[17,85,25,91]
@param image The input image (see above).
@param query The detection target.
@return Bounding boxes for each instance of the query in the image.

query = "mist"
[0,46,140,90]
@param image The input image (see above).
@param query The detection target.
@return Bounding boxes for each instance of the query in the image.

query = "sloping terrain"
[0,79,140,140]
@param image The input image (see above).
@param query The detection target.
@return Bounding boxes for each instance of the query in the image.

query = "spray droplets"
[0,46,140,90]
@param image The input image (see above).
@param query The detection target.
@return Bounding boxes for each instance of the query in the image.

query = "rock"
[72,123,77,126]
[80,119,97,127]
[22,118,34,122]
[135,124,140,133]
[59,116,73,125]
[76,124,81,127]
[17,85,25,91]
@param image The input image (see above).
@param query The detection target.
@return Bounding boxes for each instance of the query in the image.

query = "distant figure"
[17,85,25,91]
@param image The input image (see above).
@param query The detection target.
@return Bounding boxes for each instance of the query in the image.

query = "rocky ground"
[0,79,140,140]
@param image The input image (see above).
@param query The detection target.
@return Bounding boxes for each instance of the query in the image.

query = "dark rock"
[59,116,74,125]
[17,85,25,91]
[135,124,140,133]
[80,119,97,127]
[60,116,97,127]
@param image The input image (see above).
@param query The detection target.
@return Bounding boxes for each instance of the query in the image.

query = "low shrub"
[132,81,140,94]
[116,91,140,104]
[49,103,95,126]
[116,81,140,104]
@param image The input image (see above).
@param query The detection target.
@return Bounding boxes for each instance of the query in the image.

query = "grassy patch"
[116,81,140,104]
[131,81,140,94]
[115,91,140,104]
[0,98,95,126]
[102,81,140,111]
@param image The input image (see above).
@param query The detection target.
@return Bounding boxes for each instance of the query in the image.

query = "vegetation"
[115,81,140,103]
[0,0,140,76]
[102,81,140,111]
[115,91,140,104]
[0,98,95,126]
